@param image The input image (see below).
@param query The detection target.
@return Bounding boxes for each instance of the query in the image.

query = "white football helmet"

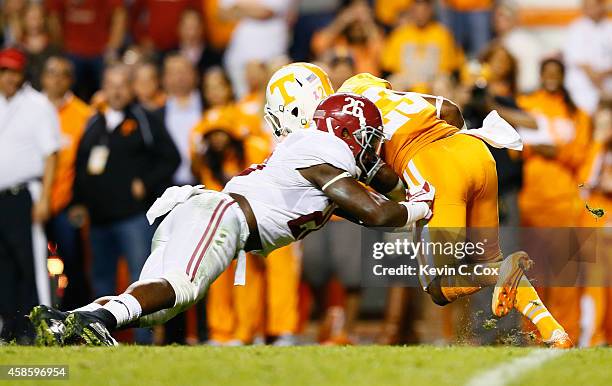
[264,62,334,140]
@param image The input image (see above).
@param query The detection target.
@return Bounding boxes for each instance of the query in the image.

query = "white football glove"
[405,181,435,221]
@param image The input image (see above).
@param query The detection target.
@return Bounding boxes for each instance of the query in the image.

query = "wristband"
[399,201,430,226]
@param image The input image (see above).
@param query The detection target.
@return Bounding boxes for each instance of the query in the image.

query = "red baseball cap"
[0,48,26,71]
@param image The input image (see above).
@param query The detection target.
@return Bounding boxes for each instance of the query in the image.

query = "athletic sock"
[515,276,564,341]
[100,294,143,329]
[72,302,103,313]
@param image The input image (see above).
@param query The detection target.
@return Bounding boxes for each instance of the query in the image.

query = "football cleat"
[28,305,69,346]
[272,334,298,347]
[546,329,574,349]
[322,333,354,346]
[64,312,118,347]
[491,251,533,317]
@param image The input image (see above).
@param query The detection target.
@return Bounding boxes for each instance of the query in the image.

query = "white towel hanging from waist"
[457,110,523,151]
[146,184,206,225]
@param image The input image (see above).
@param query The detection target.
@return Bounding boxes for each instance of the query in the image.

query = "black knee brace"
[426,276,451,306]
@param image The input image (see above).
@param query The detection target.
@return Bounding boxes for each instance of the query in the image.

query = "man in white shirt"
[221,0,291,97]
[563,0,612,115]
[161,54,203,186]
[493,2,544,93]
[0,47,60,343]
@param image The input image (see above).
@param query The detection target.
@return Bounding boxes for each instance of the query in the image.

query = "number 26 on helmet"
[312,93,386,185]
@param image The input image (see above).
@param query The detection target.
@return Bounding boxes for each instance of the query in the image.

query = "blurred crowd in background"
[0,0,610,347]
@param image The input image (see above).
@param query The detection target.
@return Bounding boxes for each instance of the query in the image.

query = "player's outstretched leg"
[513,276,572,348]
[60,192,246,346]
[492,251,571,348]
[62,278,176,346]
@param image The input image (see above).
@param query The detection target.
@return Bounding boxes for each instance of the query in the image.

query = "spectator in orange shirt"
[517,58,592,229]
[311,0,383,76]
[515,58,592,343]
[42,55,92,311]
[46,0,127,101]
[440,0,493,58]
[577,101,612,347]
[236,59,271,144]
[381,0,463,93]
[374,0,412,29]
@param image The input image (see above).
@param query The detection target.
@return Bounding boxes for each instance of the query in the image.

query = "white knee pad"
[137,272,200,328]
[163,271,201,307]
[138,307,181,327]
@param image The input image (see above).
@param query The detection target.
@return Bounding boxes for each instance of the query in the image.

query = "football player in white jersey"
[29,87,435,346]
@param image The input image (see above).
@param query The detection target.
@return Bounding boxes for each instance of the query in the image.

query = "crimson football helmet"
[312,93,385,184]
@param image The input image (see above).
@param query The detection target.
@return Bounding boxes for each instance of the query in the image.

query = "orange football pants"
[395,133,501,342]
[206,244,300,342]
[402,133,502,276]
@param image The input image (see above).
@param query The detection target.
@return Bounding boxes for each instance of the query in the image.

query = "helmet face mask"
[264,63,334,141]
[264,103,309,139]
[264,104,285,138]
[353,125,385,184]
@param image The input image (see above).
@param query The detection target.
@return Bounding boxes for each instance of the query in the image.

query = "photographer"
[462,43,530,226]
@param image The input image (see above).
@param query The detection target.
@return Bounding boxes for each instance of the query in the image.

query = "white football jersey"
[223,129,359,255]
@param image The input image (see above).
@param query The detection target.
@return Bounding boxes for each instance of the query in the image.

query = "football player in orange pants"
[205,244,300,345]
[339,73,571,347]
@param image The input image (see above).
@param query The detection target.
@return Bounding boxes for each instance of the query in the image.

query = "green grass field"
[0,346,610,386]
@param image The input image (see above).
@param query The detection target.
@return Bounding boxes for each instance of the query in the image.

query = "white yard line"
[464,349,568,386]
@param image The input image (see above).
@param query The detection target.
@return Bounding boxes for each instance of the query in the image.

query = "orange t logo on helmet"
[268,72,297,105]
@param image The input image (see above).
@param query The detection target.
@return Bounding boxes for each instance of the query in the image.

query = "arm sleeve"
[139,112,181,193]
